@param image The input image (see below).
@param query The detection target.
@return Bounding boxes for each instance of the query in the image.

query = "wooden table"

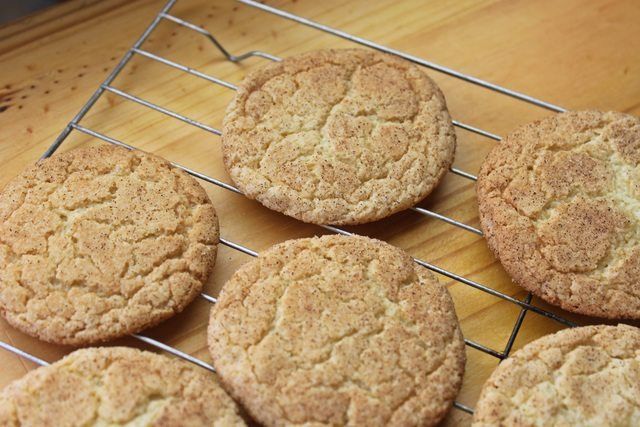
[0,0,638,424]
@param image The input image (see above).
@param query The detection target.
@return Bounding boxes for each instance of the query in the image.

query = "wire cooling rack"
[0,0,579,418]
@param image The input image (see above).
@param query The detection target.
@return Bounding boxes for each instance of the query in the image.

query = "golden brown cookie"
[477,110,640,318]
[473,324,640,426]
[0,346,245,426]
[208,234,465,427]
[222,48,456,225]
[0,145,219,345]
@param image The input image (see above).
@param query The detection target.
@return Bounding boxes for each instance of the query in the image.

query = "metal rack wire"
[0,0,578,417]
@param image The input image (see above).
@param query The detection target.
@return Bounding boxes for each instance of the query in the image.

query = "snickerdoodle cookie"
[477,110,640,318]
[473,324,640,426]
[208,234,465,426]
[0,346,245,426]
[222,48,456,225]
[0,145,219,345]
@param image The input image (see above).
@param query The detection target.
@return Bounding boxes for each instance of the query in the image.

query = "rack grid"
[0,0,579,418]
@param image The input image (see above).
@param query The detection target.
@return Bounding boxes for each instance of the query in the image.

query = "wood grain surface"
[0,0,639,425]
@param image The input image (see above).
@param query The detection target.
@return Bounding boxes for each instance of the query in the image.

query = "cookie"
[222,48,456,225]
[208,234,465,426]
[473,324,640,426]
[477,110,640,318]
[0,145,219,345]
[0,346,245,426]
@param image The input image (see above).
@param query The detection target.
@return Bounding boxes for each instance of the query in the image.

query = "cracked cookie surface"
[0,146,219,345]
[473,324,640,426]
[477,110,640,318]
[0,346,245,426]
[208,234,465,427]
[222,48,456,225]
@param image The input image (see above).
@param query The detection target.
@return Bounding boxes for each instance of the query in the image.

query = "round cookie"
[222,48,456,225]
[0,346,245,426]
[477,110,640,318]
[0,145,219,345]
[473,324,640,426]
[208,234,465,427]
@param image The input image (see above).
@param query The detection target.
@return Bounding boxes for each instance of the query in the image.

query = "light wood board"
[0,0,639,424]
